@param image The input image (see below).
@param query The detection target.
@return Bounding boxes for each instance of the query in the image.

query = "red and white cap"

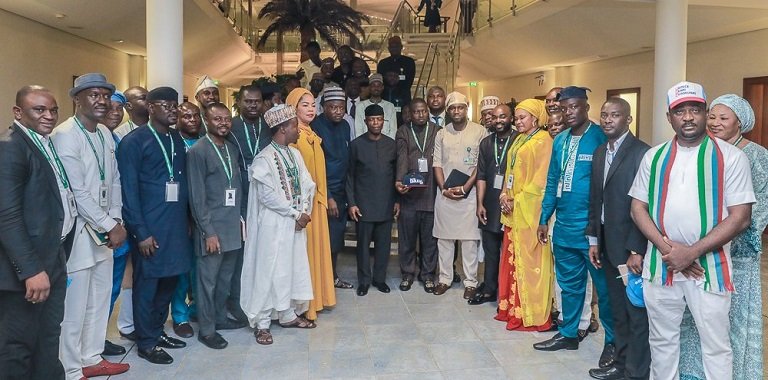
[667,81,706,109]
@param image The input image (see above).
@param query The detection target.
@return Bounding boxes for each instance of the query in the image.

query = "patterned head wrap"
[515,98,547,126]
[264,104,297,128]
[710,94,755,134]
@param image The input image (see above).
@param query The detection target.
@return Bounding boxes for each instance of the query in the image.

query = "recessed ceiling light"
[112,39,125,43]
[55,13,66,19]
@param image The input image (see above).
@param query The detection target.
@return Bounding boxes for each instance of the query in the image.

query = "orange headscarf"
[286,88,315,126]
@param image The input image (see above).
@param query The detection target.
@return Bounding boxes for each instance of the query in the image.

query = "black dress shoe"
[467,292,496,305]
[102,339,126,356]
[452,272,461,283]
[119,330,137,341]
[588,365,624,380]
[598,343,616,368]
[423,280,436,293]
[198,333,228,350]
[399,279,412,291]
[371,281,390,293]
[216,317,247,330]
[158,333,186,349]
[138,346,173,365]
[173,322,194,338]
[533,333,579,351]
[357,284,369,296]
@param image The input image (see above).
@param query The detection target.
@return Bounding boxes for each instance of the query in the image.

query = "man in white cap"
[629,81,754,380]
[195,75,220,123]
[432,91,487,297]
[354,74,397,139]
[241,105,316,346]
[52,73,130,378]
[479,96,501,131]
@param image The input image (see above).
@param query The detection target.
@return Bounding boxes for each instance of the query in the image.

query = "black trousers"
[356,220,392,285]
[0,272,66,380]
[327,195,348,279]
[397,208,437,282]
[480,229,503,295]
[602,236,650,379]
[133,270,179,351]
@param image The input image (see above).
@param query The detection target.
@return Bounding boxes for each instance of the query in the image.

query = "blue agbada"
[311,113,351,199]
[539,122,607,248]
[117,125,192,278]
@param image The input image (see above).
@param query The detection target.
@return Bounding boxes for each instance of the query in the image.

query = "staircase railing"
[474,0,541,31]
[375,0,422,62]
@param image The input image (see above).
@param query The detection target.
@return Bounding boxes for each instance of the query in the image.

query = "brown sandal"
[255,328,273,345]
[279,316,317,329]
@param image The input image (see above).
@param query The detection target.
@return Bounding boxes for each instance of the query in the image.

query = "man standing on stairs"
[382,68,411,126]
[354,74,397,139]
[377,36,416,97]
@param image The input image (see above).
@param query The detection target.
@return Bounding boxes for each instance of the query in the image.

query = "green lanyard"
[560,124,591,176]
[27,128,71,189]
[242,116,262,156]
[493,134,512,171]
[271,142,301,197]
[409,123,430,157]
[148,123,176,182]
[128,120,137,131]
[73,117,106,182]
[206,135,233,188]
[508,128,540,170]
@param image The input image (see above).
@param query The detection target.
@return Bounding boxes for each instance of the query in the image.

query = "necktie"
[432,115,441,126]
[350,99,356,117]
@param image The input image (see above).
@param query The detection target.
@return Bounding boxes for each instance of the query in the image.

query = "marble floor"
[105,250,608,380]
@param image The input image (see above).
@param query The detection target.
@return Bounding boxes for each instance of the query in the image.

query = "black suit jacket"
[585,133,650,267]
[0,123,71,292]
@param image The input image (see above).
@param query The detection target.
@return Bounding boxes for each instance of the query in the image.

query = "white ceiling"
[2,0,767,87]
[458,0,768,83]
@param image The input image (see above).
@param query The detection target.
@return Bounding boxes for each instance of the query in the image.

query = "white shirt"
[114,120,139,139]
[52,117,122,270]
[354,98,398,139]
[18,121,75,239]
[628,138,755,282]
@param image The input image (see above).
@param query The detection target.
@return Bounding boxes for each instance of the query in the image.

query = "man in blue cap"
[117,86,191,365]
[534,86,616,370]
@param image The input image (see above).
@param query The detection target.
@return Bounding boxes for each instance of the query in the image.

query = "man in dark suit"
[585,97,650,380]
[0,85,75,380]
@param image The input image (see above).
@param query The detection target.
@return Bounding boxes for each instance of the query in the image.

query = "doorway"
[743,76,768,147]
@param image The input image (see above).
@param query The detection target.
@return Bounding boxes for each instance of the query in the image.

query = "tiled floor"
[105,250,607,379]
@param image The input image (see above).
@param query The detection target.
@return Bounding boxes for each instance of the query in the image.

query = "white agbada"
[240,143,316,327]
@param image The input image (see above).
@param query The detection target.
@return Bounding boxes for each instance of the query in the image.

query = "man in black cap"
[347,104,399,296]
[535,86,616,371]
[0,85,72,379]
[117,87,191,365]
[52,73,131,378]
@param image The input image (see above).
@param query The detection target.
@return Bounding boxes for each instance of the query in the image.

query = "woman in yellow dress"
[285,88,336,319]
[495,99,554,331]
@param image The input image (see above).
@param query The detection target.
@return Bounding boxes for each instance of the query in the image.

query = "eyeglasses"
[151,102,178,111]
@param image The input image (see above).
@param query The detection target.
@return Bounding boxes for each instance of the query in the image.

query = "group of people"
[0,44,764,380]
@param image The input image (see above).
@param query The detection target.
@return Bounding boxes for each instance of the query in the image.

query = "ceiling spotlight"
[112,39,125,43]
[55,13,66,19]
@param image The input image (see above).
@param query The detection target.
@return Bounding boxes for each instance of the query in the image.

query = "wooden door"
[743,76,768,147]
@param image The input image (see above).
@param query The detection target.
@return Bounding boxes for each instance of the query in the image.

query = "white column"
[651,0,688,145]
[146,0,183,101]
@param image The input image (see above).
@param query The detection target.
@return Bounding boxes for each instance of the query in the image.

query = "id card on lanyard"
[27,127,79,217]
[74,117,110,208]
[410,123,430,173]
[493,135,512,190]
[148,123,179,202]
[207,135,236,207]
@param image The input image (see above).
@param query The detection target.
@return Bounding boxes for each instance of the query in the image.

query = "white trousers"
[437,239,479,287]
[59,257,113,380]
[644,280,732,380]
[555,271,593,329]
[116,289,134,334]
[256,308,297,329]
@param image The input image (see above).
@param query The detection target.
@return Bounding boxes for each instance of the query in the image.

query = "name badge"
[556,180,563,198]
[494,174,504,190]
[67,191,78,218]
[418,157,429,173]
[165,181,179,202]
[399,74,406,81]
[463,147,476,165]
[394,106,402,113]
[578,154,593,162]
[99,184,109,207]
[504,174,513,190]
[225,188,236,207]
